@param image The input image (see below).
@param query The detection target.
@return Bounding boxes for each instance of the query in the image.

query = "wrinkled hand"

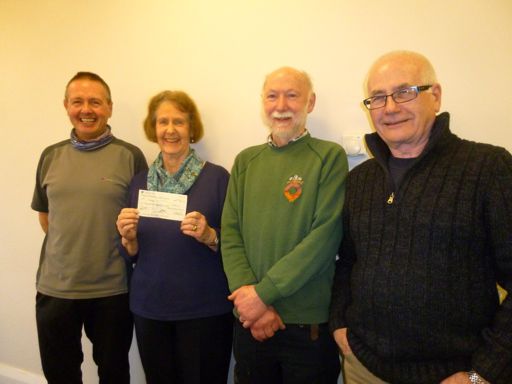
[117,208,139,241]
[181,211,216,245]
[116,208,140,256]
[333,328,352,356]
[228,285,267,327]
[439,372,470,384]
[249,306,285,342]
[440,371,488,384]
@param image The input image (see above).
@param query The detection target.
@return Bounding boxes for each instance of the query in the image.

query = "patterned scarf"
[70,126,114,151]
[147,149,205,194]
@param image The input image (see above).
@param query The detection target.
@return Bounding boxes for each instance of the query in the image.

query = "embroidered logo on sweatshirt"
[284,175,303,203]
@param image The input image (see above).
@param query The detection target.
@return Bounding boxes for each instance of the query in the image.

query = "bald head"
[261,66,316,147]
[366,51,438,95]
[363,50,442,158]
[263,67,314,97]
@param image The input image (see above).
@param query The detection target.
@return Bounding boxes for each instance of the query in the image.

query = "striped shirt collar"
[267,129,309,148]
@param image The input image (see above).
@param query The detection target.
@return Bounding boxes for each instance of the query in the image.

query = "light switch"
[342,135,364,157]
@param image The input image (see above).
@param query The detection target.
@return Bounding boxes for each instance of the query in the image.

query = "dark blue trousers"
[233,320,340,384]
[36,292,133,384]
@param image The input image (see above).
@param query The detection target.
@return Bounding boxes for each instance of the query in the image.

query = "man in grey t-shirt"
[32,72,147,383]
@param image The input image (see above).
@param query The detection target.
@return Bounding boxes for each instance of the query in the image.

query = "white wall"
[1,0,511,382]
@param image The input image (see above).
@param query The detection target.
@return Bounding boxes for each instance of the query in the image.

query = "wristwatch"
[467,370,487,384]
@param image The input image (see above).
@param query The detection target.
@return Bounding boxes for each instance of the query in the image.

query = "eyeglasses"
[363,85,432,110]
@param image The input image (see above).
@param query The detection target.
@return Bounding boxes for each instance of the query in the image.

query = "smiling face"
[367,53,442,158]
[64,79,112,141]
[155,101,191,170]
[261,67,315,147]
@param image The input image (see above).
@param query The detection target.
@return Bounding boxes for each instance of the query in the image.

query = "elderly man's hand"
[440,371,489,384]
[249,306,285,342]
[333,327,352,356]
[228,285,267,327]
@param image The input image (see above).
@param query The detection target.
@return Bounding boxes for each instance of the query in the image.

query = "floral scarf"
[147,149,205,194]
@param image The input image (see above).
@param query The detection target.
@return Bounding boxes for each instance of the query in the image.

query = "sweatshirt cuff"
[255,276,282,306]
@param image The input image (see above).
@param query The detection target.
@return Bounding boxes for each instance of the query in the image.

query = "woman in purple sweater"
[117,91,232,384]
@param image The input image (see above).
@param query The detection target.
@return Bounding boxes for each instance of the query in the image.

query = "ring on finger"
[192,224,198,231]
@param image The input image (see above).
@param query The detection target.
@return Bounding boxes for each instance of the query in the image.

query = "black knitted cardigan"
[329,112,512,383]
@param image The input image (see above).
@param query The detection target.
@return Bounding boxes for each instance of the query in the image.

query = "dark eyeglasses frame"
[363,85,432,110]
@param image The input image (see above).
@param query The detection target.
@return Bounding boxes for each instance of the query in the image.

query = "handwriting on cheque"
[138,190,187,221]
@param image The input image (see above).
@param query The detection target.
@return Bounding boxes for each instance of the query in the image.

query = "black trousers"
[36,292,133,384]
[233,321,340,384]
[134,312,234,384]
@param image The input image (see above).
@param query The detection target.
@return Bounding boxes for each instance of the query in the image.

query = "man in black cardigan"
[329,50,512,384]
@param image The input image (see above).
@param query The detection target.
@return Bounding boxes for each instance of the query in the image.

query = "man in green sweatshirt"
[221,66,348,383]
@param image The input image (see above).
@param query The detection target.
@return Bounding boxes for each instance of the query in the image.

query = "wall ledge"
[0,363,45,384]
